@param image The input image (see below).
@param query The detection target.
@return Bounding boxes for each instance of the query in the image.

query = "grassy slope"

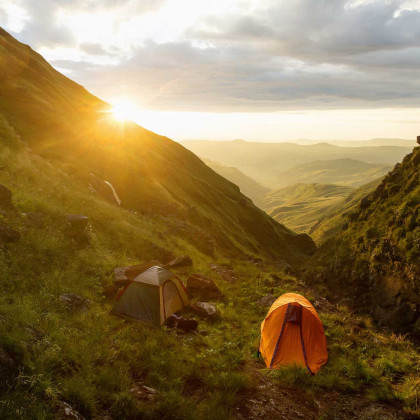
[275,158,392,188]
[306,147,420,336]
[201,158,269,206]
[262,183,354,234]
[181,140,412,186]
[0,143,418,419]
[309,178,383,245]
[0,28,312,262]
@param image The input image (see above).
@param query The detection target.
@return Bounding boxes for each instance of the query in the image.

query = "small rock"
[59,293,90,313]
[0,225,20,243]
[187,274,222,300]
[256,294,276,307]
[0,184,12,208]
[167,255,192,268]
[130,385,160,402]
[56,401,85,420]
[103,284,118,298]
[191,302,220,319]
[166,314,198,332]
[0,347,16,377]
[66,215,90,245]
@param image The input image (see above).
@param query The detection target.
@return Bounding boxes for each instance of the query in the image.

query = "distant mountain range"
[275,158,392,188]
[182,140,412,186]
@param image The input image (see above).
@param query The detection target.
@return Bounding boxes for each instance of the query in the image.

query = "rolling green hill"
[309,178,383,244]
[275,158,392,188]
[262,183,354,234]
[181,140,411,186]
[306,147,420,336]
[201,158,269,206]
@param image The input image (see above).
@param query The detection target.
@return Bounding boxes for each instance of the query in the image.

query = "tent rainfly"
[110,266,189,326]
[260,293,328,374]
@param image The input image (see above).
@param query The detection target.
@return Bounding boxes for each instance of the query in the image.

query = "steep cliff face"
[0,27,315,260]
[307,146,420,336]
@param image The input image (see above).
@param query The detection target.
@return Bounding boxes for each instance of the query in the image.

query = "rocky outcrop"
[186,274,222,300]
[89,173,121,206]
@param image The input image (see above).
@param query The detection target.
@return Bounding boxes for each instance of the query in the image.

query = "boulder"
[191,302,220,319]
[113,260,162,287]
[417,135,420,145]
[256,294,276,307]
[0,225,20,243]
[59,293,90,313]
[89,174,121,206]
[167,255,192,268]
[130,385,161,402]
[0,184,12,208]
[166,314,198,332]
[187,274,222,300]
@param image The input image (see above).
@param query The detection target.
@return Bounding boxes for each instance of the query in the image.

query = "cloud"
[2,0,420,111]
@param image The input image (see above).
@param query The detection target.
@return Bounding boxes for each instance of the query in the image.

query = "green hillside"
[309,178,383,245]
[262,183,354,234]
[0,28,314,261]
[0,28,419,419]
[201,158,269,206]
[306,146,420,336]
[275,158,392,188]
[181,140,411,186]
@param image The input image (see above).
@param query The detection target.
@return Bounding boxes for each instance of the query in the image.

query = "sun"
[111,99,138,122]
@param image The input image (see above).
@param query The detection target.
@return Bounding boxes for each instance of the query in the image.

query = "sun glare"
[111,99,138,122]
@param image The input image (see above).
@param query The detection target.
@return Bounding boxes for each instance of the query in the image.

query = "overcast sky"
[1,0,420,141]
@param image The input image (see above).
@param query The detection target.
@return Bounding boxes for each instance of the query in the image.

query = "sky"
[1,0,420,142]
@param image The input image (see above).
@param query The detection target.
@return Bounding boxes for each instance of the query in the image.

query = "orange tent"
[260,293,328,374]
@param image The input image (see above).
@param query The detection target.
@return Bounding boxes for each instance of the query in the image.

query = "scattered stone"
[0,184,12,208]
[59,293,90,313]
[209,264,238,284]
[256,294,276,307]
[130,385,161,402]
[167,255,192,268]
[113,261,163,287]
[166,314,198,332]
[191,302,220,319]
[56,401,85,420]
[21,212,43,227]
[66,214,90,245]
[89,174,121,206]
[0,225,20,243]
[187,274,222,300]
